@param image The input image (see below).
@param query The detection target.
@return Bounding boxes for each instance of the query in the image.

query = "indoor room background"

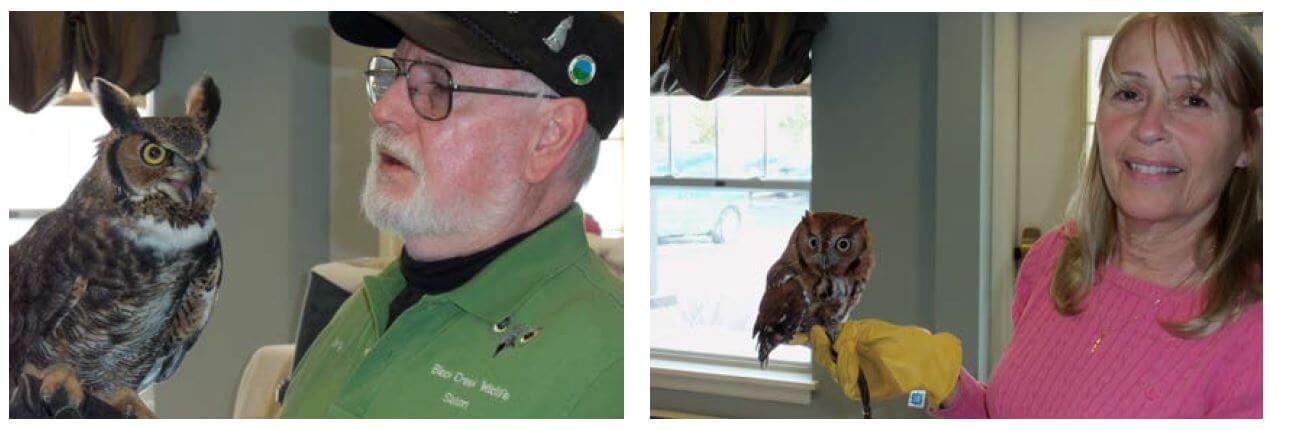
[6,11,625,418]
[648,11,1262,419]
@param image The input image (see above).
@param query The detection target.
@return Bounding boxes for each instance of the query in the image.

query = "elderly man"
[278,12,623,418]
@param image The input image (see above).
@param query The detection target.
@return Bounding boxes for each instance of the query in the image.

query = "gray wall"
[933,13,992,379]
[652,12,992,418]
[328,34,380,260]
[152,11,331,418]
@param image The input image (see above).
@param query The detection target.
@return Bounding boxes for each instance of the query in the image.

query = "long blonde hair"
[1053,13,1262,337]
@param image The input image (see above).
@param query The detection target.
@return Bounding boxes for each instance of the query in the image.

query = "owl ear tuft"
[91,77,140,132]
[186,75,221,133]
[802,211,819,230]
[853,217,868,229]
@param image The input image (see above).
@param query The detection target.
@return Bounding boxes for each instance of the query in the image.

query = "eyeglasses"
[364,55,558,121]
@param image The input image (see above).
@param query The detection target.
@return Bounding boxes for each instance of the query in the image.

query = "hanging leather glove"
[809,319,963,409]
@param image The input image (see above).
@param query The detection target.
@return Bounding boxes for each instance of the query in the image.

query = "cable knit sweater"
[932,225,1262,418]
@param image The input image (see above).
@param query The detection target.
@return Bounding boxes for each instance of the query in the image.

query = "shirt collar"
[362,204,590,327]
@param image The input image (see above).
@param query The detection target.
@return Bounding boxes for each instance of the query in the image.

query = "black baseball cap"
[329,11,623,135]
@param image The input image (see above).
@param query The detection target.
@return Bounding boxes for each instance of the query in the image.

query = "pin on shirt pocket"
[492,317,541,358]
[493,317,511,333]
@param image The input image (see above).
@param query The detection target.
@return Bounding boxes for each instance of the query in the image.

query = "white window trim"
[649,91,815,403]
[649,408,722,419]
[651,349,816,405]
[650,177,810,190]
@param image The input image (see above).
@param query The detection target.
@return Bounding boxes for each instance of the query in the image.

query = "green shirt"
[279,206,623,418]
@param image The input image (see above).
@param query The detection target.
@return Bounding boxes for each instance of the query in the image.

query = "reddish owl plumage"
[754,211,873,367]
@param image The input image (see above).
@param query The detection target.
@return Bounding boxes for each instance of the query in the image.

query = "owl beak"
[187,170,203,207]
[819,255,833,269]
[159,179,193,206]
[160,165,201,207]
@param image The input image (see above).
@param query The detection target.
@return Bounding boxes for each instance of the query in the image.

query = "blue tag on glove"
[907,389,927,409]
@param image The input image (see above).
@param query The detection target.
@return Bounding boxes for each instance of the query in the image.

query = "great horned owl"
[754,211,873,367]
[9,76,223,418]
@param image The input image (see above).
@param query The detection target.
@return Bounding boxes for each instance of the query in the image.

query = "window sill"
[650,408,720,418]
[650,350,816,405]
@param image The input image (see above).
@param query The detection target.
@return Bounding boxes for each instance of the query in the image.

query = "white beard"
[360,127,525,238]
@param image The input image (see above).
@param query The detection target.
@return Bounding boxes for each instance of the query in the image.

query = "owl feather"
[753,211,873,367]
[9,76,223,418]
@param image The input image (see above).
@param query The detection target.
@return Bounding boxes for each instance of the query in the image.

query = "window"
[1085,35,1112,152]
[576,122,624,238]
[6,77,153,244]
[650,90,813,372]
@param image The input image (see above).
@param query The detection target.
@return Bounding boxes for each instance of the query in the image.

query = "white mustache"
[370,127,421,177]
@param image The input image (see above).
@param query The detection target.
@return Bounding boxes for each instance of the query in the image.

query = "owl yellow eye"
[140,143,169,166]
[836,238,852,251]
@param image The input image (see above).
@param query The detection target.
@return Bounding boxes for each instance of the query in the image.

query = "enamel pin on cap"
[568,54,596,86]
[543,15,574,52]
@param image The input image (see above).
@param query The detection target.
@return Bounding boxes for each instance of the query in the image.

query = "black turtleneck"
[385,210,566,329]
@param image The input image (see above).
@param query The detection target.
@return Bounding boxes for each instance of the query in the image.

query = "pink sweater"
[933,226,1262,418]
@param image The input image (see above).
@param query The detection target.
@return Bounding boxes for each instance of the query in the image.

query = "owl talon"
[25,362,85,408]
[10,76,222,420]
[788,333,810,345]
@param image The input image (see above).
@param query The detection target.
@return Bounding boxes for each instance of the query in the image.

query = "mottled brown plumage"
[9,76,223,418]
[753,211,873,367]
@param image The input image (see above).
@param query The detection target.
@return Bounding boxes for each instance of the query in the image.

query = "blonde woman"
[810,12,1261,418]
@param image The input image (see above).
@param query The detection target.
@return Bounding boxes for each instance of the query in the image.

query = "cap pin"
[568,54,596,86]
[543,16,574,52]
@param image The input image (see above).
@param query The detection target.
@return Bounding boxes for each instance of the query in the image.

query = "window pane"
[650,96,671,176]
[5,105,104,210]
[668,98,716,178]
[1085,123,1096,159]
[576,122,624,238]
[716,98,766,179]
[651,187,811,364]
[6,86,152,241]
[765,97,812,180]
[8,218,37,245]
[1087,36,1112,121]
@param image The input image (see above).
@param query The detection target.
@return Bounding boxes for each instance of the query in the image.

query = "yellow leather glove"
[809,320,962,408]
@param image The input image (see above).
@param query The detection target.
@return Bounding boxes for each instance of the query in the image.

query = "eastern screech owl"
[9,76,223,418]
[754,211,873,367]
